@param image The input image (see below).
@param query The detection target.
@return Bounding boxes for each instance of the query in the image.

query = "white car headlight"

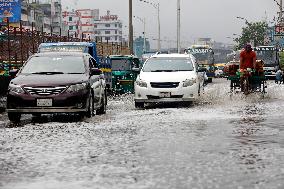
[65,83,87,93]
[9,83,25,94]
[135,80,147,88]
[183,79,196,87]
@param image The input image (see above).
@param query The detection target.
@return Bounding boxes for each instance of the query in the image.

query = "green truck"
[109,55,141,94]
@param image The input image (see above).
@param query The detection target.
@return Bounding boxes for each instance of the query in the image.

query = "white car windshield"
[143,57,194,72]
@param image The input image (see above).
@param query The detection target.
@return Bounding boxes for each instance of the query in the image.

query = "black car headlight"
[65,83,87,93]
[8,83,25,94]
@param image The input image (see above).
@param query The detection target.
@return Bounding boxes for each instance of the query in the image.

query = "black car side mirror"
[198,67,207,72]
[132,67,140,73]
[9,69,19,78]
[90,68,102,75]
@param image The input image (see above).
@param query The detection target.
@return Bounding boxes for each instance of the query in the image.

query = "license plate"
[37,99,52,107]
[159,92,171,98]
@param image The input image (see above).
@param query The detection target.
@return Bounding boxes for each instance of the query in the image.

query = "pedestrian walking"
[275,69,283,84]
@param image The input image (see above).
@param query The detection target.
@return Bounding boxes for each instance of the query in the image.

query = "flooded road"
[0,79,284,189]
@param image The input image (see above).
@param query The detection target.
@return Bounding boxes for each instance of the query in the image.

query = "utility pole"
[280,0,283,24]
[143,17,146,54]
[157,3,161,51]
[177,0,181,53]
[129,0,134,54]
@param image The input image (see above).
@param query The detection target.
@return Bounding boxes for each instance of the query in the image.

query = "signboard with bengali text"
[275,25,284,36]
[0,0,21,23]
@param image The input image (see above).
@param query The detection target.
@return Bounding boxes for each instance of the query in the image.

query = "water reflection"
[231,104,267,171]
[3,114,84,128]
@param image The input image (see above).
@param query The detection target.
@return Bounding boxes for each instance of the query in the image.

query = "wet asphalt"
[0,78,284,189]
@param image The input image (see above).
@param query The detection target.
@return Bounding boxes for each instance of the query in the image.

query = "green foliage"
[234,21,268,50]
[279,51,284,69]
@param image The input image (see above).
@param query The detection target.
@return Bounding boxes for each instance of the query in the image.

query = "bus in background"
[253,46,279,79]
[188,45,215,83]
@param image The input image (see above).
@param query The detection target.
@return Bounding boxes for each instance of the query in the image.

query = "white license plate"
[159,92,171,98]
[37,99,52,107]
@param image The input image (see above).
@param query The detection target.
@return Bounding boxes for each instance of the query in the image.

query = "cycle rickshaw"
[225,60,267,95]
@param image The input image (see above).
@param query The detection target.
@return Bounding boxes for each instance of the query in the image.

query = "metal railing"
[0,22,130,66]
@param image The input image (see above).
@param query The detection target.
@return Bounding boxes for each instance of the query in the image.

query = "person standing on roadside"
[275,69,283,84]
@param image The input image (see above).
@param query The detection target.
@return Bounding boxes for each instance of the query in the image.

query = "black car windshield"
[21,56,86,74]
[111,59,131,71]
[143,57,194,72]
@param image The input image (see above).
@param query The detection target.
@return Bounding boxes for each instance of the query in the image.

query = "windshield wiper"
[151,70,174,72]
[32,72,64,75]
[66,72,84,74]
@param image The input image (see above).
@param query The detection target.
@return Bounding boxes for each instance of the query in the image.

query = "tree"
[234,21,268,50]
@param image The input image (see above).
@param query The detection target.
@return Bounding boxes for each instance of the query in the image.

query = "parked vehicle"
[109,55,141,94]
[134,53,203,108]
[188,45,215,83]
[6,52,107,122]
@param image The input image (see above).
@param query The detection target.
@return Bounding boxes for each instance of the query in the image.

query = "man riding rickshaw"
[225,44,266,95]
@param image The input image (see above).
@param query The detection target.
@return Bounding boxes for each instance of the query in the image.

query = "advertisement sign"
[0,0,21,23]
[275,25,284,36]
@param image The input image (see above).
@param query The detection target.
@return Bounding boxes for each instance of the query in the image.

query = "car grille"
[150,82,180,88]
[147,95,183,99]
[24,86,67,96]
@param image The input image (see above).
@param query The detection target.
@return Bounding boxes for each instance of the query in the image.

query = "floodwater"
[0,79,284,189]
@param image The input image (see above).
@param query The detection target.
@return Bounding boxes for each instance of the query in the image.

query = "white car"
[134,53,204,108]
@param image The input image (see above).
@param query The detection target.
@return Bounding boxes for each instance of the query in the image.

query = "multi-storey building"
[3,0,64,35]
[76,9,99,40]
[62,10,79,37]
[94,11,123,43]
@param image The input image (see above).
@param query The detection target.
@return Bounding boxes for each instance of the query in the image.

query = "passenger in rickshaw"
[239,44,257,91]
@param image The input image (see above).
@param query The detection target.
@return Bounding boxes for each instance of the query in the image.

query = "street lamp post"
[236,16,250,25]
[139,0,161,51]
[236,17,256,46]
[177,0,181,53]
[129,0,134,54]
[134,16,147,53]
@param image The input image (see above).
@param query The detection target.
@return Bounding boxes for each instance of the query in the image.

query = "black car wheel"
[96,93,106,115]
[8,112,21,122]
[135,102,144,109]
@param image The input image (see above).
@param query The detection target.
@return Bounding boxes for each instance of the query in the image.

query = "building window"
[105,37,110,41]
[105,24,110,27]
[69,26,73,30]
[94,24,97,28]
[105,31,110,34]
[115,30,117,34]
[69,17,72,21]
[115,36,117,41]
[115,24,117,27]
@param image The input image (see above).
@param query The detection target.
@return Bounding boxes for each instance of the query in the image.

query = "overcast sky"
[62,0,277,48]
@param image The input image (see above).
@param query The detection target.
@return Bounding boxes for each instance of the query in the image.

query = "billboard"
[0,0,21,23]
[275,25,284,36]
